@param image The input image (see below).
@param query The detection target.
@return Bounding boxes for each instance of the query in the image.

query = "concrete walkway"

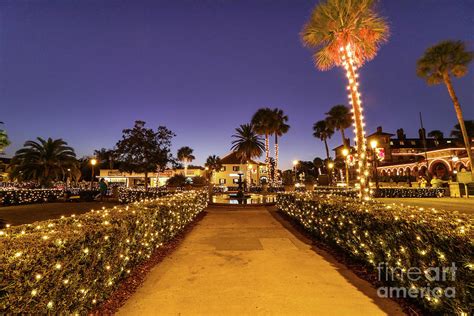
[118,207,404,315]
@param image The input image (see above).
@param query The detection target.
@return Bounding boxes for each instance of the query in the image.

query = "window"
[219,179,226,184]
[232,166,240,171]
[233,179,239,184]
[221,166,226,172]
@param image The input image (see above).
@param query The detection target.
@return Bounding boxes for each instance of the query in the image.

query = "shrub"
[118,187,171,203]
[374,187,446,198]
[277,192,473,315]
[0,189,63,205]
[166,174,186,187]
[0,191,208,313]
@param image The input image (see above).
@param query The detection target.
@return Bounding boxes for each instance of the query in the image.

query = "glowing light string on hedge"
[340,44,370,200]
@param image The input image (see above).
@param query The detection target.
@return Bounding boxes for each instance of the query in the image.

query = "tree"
[177,146,195,177]
[251,108,274,177]
[94,148,116,169]
[417,40,474,175]
[231,124,265,186]
[0,122,10,154]
[272,108,290,183]
[205,155,222,182]
[451,120,474,139]
[326,105,351,147]
[301,0,389,199]
[10,137,78,187]
[428,130,444,141]
[313,120,334,165]
[115,121,175,190]
[313,157,324,176]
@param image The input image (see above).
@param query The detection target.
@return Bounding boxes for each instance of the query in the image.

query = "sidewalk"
[118,206,403,315]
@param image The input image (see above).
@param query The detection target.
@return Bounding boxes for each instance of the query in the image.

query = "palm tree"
[177,146,195,177]
[428,130,444,141]
[231,124,265,187]
[301,0,389,198]
[10,137,78,187]
[205,155,222,183]
[94,148,116,169]
[313,157,324,176]
[272,108,290,183]
[0,122,10,154]
[251,108,274,177]
[417,40,473,175]
[326,105,351,147]
[313,120,334,164]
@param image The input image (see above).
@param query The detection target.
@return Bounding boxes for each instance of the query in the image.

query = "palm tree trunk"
[324,138,332,183]
[144,171,148,191]
[274,134,279,183]
[444,74,474,177]
[341,128,347,147]
[343,47,368,199]
[265,133,270,183]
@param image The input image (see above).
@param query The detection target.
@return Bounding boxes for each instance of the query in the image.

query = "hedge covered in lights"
[0,189,64,206]
[118,187,172,203]
[374,187,446,198]
[0,191,208,313]
[277,192,473,315]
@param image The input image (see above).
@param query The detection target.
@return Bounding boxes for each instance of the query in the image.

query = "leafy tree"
[190,175,207,186]
[272,108,290,182]
[313,157,325,175]
[115,121,175,190]
[451,120,474,139]
[301,0,389,197]
[0,122,10,154]
[251,108,274,173]
[417,40,473,174]
[10,137,78,187]
[326,105,351,147]
[166,174,186,187]
[428,130,444,141]
[177,146,195,177]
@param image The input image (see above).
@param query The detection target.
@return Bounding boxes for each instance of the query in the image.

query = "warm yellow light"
[342,148,349,157]
[90,158,97,166]
[292,160,299,166]
[204,166,209,170]
[328,162,334,169]
[452,155,459,162]
[370,140,378,149]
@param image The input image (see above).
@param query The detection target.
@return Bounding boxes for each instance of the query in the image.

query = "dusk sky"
[2,0,473,169]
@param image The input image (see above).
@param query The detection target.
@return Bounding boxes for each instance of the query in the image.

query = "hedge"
[277,192,473,315]
[0,191,208,313]
[118,187,172,203]
[0,189,64,206]
[374,187,447,198]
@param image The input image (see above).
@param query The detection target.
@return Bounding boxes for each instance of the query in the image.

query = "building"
[210,151,268,188]
[334,126,473,180]
[99,167,204,187]
[0,157,11,182]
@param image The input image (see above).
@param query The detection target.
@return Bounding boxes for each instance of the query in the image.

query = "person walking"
[98,178,108,201]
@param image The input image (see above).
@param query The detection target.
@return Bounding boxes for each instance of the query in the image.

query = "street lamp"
[292,160,299,183]
[370,140,379,191]
[66,168,71,191]
[342,148,350,187]
[90,158,97,190]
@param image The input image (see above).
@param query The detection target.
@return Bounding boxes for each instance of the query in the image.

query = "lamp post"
[90,158,97,190]
[342,148,350,187]
[370,140,379,191]
[66,168,71,191]
[328,162,334,186]
[292,160,299,184]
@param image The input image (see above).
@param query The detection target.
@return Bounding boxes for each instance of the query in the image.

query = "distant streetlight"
[342,148,350,187]
[90,158,97,190]
[67,168,71,191]
[292,160,299,183]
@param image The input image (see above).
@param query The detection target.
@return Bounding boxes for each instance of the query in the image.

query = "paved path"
[119,207,403,315]
[377,198,474,215]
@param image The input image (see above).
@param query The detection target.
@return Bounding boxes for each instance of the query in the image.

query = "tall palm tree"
[301,0,389,198]
[177,146,195,177]
[10,137,78,187]
[451,120,474,139]
[313,120,334,164]
[417,40,474,175]
[0,122,10,154]
[272,108,290,183]
[251,108,274,177]
[326,105,351,147]
[231,124,265,186]
[205,155,222,183]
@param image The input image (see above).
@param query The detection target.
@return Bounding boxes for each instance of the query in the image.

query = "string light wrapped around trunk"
[340,44,371,200]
